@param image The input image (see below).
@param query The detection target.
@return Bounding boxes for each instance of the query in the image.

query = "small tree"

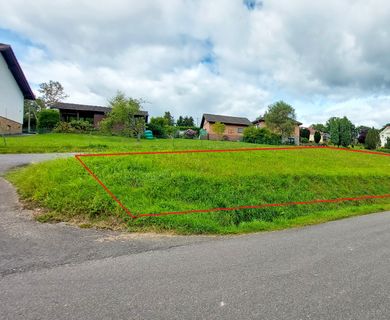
[264,101,296,141]
[212,122,226,140]
[365,128,380,150]
[38,80,68,107]
[37,109,60,132]
[314,131,321,144]
[99,92,145,137]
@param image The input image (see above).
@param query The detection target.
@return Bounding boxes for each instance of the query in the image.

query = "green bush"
[69,120,94,132]
[53,120,94,133]
[300,137,309,144]
[314,131,321,144]
[53,122,75,133]
[243,126,281,145]
[37,109,60,132]
[365,128,380,150]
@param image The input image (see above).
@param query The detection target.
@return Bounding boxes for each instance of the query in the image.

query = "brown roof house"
[200,113,252,141]
[51,102,148,128]
[252,117,302,145]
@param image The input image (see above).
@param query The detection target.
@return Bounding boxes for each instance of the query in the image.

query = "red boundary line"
[75,146,390,219]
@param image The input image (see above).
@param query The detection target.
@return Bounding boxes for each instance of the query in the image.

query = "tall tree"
[264,101,296,140]
[38,80,68,107]
[365,128,380,150]
[163,111,175,126]
[326,116,354,147]
[176,116,194,127]
[311,123,327,133]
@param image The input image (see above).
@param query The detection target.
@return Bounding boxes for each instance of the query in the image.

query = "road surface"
[1,153,390,319]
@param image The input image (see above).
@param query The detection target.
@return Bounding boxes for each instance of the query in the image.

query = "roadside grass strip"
[76,146,390,218]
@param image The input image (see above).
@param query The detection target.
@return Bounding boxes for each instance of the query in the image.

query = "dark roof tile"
[51,102,148,116]
[201,113,251,127]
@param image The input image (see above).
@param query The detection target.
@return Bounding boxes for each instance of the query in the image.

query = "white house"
[380,126,390,147]
[0,43,35,134]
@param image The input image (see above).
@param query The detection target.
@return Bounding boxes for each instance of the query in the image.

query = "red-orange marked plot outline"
[75,146,390,219]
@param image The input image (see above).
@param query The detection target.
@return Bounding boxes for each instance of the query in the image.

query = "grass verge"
[6,145,390,234]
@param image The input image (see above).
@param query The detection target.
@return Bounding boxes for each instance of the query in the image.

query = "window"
[237,127,244,133]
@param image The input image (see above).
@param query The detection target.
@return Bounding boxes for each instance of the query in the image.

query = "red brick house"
[200,113,252,141]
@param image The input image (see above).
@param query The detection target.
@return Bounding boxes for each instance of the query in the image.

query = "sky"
[1,0,390,127]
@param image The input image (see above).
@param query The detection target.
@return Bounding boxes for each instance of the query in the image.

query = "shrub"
[183,129,197,139]
[314,131,321,143]
[365,128,380,150]
[69,120,94,132]
[147,117,169,138]
[37,109,60,132]
[53,120,94,133]
[53,122,75,133]
[300,137,309,144]
[243,126,281,145]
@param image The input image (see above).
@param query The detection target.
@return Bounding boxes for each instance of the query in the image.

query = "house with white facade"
[380,126,390,147]
[0,43,35,134]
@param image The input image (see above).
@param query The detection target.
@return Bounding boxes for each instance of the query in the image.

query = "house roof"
[201,113,252,127]
[51,102,148,116]
[0,43,35,100]
[252,117,303,126]
[381,126,390,133]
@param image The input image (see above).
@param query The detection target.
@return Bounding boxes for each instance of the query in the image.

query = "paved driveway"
[1,154,390,319]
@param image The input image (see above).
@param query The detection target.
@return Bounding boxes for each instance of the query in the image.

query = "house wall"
[0,115,22,134]
[380,128,390,147]
[94,114,106,127]
[255,120,300,145]
[203,120,247,141]
[0,54,24,132]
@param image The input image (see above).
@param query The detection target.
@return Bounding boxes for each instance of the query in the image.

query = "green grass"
[6,139,390,234]
[0,133,258,153]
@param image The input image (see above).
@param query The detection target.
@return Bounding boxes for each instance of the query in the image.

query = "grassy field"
[6,137,390,234]
[0,133,256,153]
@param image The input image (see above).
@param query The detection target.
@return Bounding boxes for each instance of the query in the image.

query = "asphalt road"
[1,154,390,319]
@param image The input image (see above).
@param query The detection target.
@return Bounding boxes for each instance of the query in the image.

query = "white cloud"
[1,0,390,126]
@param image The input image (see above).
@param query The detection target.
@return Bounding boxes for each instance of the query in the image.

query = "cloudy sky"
[1,0,390,127]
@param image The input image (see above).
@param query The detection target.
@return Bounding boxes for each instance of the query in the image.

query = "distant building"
[252,117,302,145]
[200,113,252,141]
[0,43,35,134]
[380,126,390,147]
[50,102,148,128]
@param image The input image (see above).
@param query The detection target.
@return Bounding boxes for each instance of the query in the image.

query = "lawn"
[6,136,390,234]
[0,133,256,153]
